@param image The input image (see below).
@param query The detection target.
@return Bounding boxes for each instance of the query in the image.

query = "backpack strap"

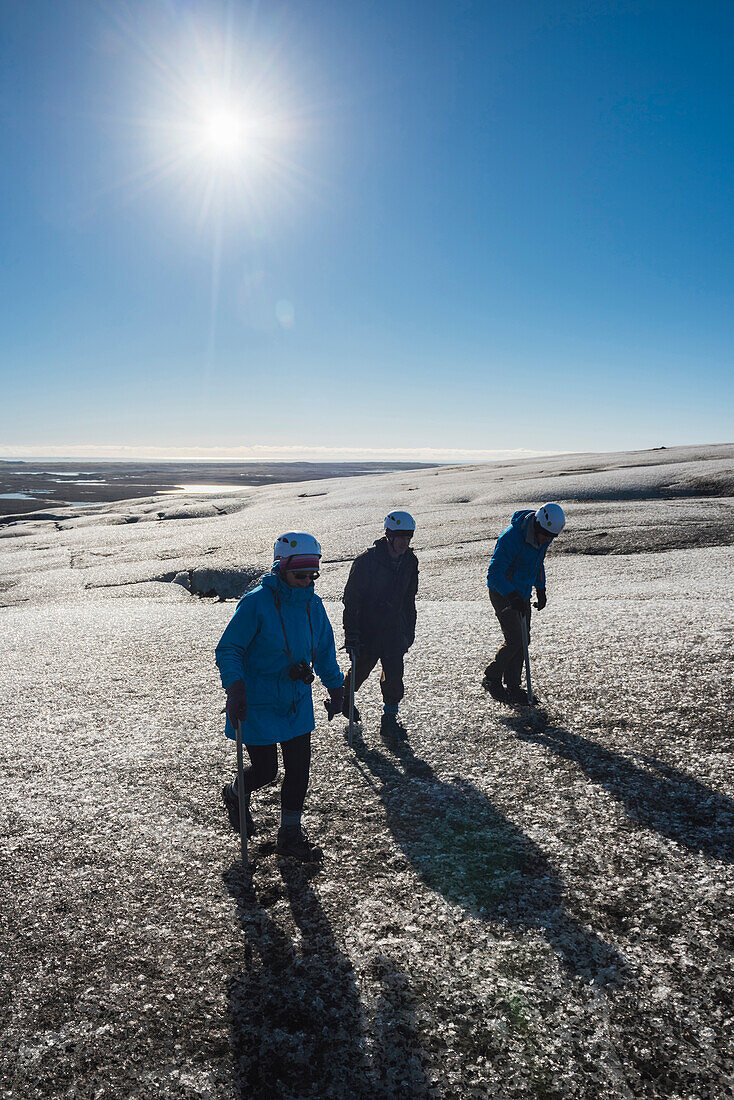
[272,588,315,667]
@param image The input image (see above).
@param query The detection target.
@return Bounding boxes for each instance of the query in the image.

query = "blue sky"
[1,0,732,461]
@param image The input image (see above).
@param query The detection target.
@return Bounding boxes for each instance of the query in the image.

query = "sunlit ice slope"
[1,443,733,1100]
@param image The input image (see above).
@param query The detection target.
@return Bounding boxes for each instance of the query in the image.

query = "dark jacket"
[343,537,419,656]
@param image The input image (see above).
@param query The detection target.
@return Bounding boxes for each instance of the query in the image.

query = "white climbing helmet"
[535,503,566,536]
[273,532,322,562]
[384,511,416,534]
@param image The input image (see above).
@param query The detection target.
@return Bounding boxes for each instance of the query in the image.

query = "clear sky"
[1,0,732,461]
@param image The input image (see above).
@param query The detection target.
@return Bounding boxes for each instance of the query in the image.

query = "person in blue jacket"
[483,503,566,705]
[216,532,344,861]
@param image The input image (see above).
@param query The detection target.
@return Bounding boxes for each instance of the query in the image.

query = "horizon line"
[0,444,566,463]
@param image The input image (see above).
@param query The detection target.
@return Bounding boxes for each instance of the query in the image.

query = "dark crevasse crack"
[85,571,181,590]
[172,567,264,600]
[84,567,264,599]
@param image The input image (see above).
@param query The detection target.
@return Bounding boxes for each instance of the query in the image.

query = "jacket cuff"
[321,673,344,690]
[222,675,245,692]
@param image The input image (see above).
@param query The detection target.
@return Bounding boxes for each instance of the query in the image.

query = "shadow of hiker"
[224,861,373,1100]
[223,860,434,1099]
[352,724,625,983]
[368,954,432,1100]
[502,712,734,862]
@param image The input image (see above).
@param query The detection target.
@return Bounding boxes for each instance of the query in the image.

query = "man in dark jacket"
[342,511,419,733]
[483,503,565,706]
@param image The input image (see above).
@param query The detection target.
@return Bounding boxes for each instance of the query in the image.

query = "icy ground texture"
[1,444,733,1099]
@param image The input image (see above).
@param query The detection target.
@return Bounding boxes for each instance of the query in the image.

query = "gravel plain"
[1,444,733,1099]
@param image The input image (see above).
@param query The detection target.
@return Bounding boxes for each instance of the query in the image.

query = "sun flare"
[112,4,310,229]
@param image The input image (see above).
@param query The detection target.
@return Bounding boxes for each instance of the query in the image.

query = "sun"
[198,105,245,162]
[133,81,285,223]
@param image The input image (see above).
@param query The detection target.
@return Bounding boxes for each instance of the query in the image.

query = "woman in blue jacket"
[216,532,344,861]
[483,503,565,705]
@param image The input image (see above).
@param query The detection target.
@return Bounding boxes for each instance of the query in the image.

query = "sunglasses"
[293,571,320,580]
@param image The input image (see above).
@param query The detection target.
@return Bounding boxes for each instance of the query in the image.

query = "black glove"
[344,632,360,657]
[535,588,547,611]
[324,685,345,721]
[507,592,526,614]
[226,680,247,724]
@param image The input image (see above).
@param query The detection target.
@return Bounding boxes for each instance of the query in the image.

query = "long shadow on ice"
[351,725,624,982]
[224,862,430,1099]
[503,714,734,862]
[224,862,369,1099]
[369,954,432,1099]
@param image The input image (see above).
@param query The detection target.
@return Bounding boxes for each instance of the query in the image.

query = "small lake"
[161,484,245,496]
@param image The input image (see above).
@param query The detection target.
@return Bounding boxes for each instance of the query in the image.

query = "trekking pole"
[235,719,248,870]
[520,613,534,705]
[348,648,356,749]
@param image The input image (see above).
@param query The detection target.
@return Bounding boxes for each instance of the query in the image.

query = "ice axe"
[519,613,534,705]
[347,648,356,748]
[235,719,249,870]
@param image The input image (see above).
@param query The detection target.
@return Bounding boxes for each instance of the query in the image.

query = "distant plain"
[0,460,436,518]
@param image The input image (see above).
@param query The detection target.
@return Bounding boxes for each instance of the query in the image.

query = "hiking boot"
[221,783,256,836]
[341,696,361,723]
[380,713,408,741]
[505,686,531,707]
[482,674,508,702]
[276,825,323,862]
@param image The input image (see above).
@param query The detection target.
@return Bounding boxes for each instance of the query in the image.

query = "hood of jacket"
[510,509,535,529]
[510,509,541,547]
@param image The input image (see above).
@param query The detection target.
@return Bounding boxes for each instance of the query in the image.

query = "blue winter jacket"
[215,567,343,746]
[486,510,548,600]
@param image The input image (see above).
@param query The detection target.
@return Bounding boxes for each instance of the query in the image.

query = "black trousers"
[485,589,531,690]
[234,731,311,813]
[343,651,405,706]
